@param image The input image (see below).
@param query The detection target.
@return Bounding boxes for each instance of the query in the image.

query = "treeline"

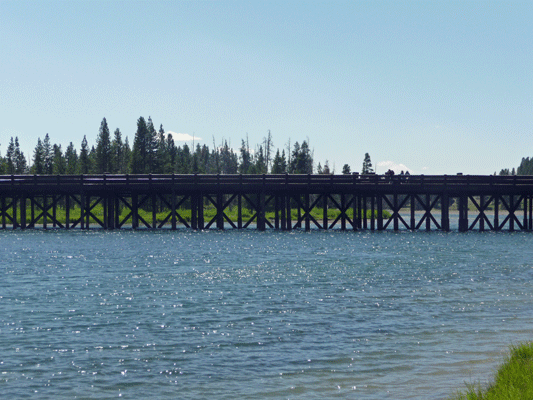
[0,117,373,176]
[499,157,533,176]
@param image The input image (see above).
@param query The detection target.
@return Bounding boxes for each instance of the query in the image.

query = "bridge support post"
[280,193,286,230]
[132,194,138,230]
[274,195,280,230]
[198,193,204,229]
[523,196,528,231]
[65,195,70,229]
[257,191,266,231]
[304,192,310,231]
[217,192,224,230]
[479,195,485,231]
[357,195,362,230]
[107,193,115,230]
[171,191,177,230]
[20,195,26,230]
[237,193,243,229]
[351,194,358,231]
[152,194,157,229]
[441,193,449,231]
[377,195,383,230]
[115,196,120,229]
[458,195,468,232]
[43,195,47,229]
[191,194,198,229]
[426,194,431,231]
[286,194,292,231]
[410,195,416,230]
[322,194,328,230]
[370,195,375,231]
[86,194,91,229]
[393,193,399,231]
[527,196,533,231]
[494,196,500,231]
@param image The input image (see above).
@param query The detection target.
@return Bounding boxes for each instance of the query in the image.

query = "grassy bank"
[2,204,391,226]
[449,342,533,400]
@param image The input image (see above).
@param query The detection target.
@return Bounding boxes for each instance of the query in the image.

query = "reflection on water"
[1,230,532,399]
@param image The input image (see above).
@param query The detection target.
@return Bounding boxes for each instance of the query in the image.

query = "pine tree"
[289,141,313,174]
[43,134,53,174]
[362,153,374,174]
[239,139,252,174]
[95,117,112,173]
[155,124,168,174]
[166,134,177,173]
[342,164,351,174]
[111,128,123,173]
[78,135,90,174]
[32,138,45,174]
[146,117,158,173]
[14,137,27,174]
[131,116,149,173]
[6,137,15,174]
[271,149,287,174]
[122,137,132,173]
[65,142,78,174]
[254,145,267,174]
[52,144,66,174]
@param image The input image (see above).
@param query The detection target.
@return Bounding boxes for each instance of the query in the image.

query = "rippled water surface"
[1,230,533,399]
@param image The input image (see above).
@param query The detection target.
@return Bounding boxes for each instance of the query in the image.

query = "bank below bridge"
[1,174,532,232]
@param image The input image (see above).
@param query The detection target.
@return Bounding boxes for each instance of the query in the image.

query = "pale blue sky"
[1,0,531,174]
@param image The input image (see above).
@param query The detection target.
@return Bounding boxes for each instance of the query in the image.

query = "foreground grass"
[449,342,533,400]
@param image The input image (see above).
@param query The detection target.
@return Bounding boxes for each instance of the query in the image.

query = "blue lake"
[1,229,532,399]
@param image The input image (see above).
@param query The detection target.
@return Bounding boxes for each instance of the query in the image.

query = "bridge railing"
[2,174,533,191]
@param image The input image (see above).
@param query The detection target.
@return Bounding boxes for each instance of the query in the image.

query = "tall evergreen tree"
[122,137,132,174]
[271,149,287,174]
[146,117,159,173]
[32,138,45,174]
[254,145,267,174]
[176,144,192,174]
[155,124,168,174]
[14,137,27,174]
[78,135,91,174]
[289,140,313,174]
[5,137,16,173]
[65,142,78,174]
[42,134,54,174]
[166,134,177,173]
[95,117,112,173]
[52,144,66,174]
[219,140,238,174]
[362,153,374,174]
[111,128,124,173]
[131,116,149,173]
[239,139,252,174]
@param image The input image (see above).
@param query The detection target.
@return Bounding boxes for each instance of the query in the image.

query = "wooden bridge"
[1,174,532,232]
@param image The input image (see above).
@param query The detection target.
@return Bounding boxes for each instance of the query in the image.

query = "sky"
[1,0,531,175]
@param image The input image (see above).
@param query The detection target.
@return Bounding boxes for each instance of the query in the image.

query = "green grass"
[2,204,391,226]
[449,342,533,400]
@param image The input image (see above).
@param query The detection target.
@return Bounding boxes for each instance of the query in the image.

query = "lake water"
[1,229,532,399]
